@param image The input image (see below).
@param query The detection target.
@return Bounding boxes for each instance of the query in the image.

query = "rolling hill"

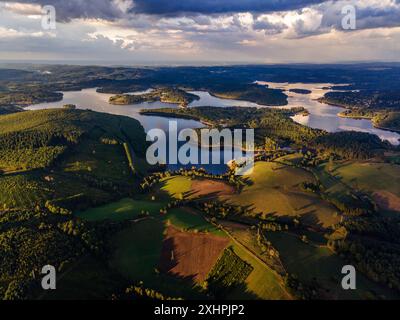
[0,108,148,211]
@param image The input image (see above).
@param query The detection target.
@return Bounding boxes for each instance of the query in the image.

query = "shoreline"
[318,98,400,135]
[139,110,214,127]
[140,110,266,152]
[337,112,400,134]
[208,91,289,108]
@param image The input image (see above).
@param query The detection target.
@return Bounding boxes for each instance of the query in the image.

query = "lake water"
[188,91,263,108]
[26,83,400,173]
[26,88,245,174]
[257,82,400,145]
[27,88,204,133]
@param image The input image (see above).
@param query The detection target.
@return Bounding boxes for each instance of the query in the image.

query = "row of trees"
[140,167,243,193]
[112,283,182,300]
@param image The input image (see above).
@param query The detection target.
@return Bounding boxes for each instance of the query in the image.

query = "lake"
[26,88,204,133]
[257,82,400,145]
[26,83,400,173]
[26,88,244,174]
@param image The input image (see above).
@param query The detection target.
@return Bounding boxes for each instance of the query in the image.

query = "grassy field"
[76,198,168,221]
[42,255,126,300]
[277,153,304,166]
[153,176,193,200]
[228,244,291,300]
[312,163,356,208]
[165,207,224,236]
[266,231,398,299]
[332,161,400,196]
[94,195,290,299]
[109,217,208,298]
[110,219,164,282]
[77,196,225,234]
[151,176,235,201]
[325,161,400,214]
[224,161,340,228]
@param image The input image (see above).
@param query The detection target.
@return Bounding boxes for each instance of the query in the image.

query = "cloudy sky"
[0,0,399,64]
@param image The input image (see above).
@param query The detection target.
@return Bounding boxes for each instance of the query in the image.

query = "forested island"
[1,64,400,301]
[109,88,200,107]
[208,83,288,106]
[289,89,312,94]
[1,106,399,301]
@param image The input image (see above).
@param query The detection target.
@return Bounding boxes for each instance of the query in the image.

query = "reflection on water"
[26,88,204,133]
[188,91,263,108]
[26,83,400,149]
[257,82,400,145]
[26,88,245,173]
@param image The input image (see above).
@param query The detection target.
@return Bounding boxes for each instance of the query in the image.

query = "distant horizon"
[0,1,398,64]
[1,59,400,68]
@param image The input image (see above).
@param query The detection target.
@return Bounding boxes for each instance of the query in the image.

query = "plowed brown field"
[159,226,229,283]
[191,179,235,198]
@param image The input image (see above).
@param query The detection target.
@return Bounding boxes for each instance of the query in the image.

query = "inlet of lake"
[26,82,400,173]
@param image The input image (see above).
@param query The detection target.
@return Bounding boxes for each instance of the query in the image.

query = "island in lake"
[289,88,312,94]
[109,87,200,108]
[1,63,400,302]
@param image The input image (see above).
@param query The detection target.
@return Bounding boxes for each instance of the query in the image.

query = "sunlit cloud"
[0,0,398,63]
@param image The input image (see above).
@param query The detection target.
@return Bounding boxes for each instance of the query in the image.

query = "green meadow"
[267,231,397,299]
[224,161,340,228]
[332,161,400,197]
[76,198,168,221]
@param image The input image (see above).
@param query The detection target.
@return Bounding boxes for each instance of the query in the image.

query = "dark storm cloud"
[1,0,400,33]
[0,0,125,21]
[320,2,400,32]
[1,0,331,21]
[130,0,329,15]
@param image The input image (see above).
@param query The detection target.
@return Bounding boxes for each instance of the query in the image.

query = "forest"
[1,64,400,301]
[109,88,200,107]
[140,107,391,159]
[320,90,400,131]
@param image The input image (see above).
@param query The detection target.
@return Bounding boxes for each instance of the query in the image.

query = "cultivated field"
[108,210,224,298]
[224,161,340,228]
[331,161,400,213]
[159,226,230,283]
[229,244,291,300]
[153,176,235,200]
[190,179,236,198]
